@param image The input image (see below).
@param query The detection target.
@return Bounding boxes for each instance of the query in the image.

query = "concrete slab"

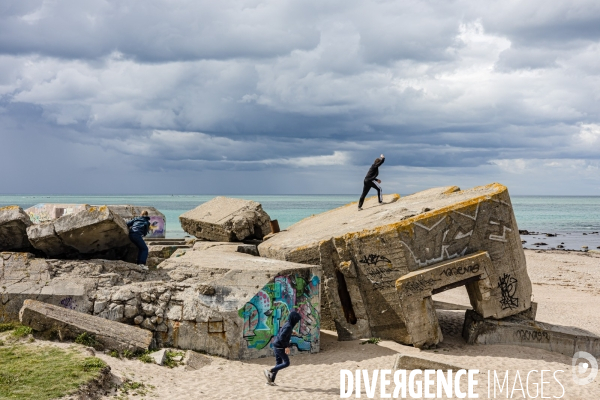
[392,353,467,371]
[19,299,153,352]
[0,206,33,252]
[462,309,600,358]
[179,197,271,241]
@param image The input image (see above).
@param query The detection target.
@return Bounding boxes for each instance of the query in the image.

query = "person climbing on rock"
[263,310,302,386]
[358,154,385,210]
[127,210,151,270]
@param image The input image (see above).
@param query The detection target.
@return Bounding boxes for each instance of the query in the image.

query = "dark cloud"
[0,0,599,194]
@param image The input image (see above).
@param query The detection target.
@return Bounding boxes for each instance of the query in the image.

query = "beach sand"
[43,250,600,399]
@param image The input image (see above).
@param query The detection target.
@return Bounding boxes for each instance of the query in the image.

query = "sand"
[14,250,600,399]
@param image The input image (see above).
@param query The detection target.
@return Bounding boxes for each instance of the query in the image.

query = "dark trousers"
[270,347,290,382]
[129,232,148,265]
[358,180,382,208]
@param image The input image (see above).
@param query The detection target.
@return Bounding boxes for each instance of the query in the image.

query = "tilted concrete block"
[103,205,166,238]
[392,353,467,371]
[27,206,130,257]
[0,206,33,252]
[20,299,153,352]
[462,309,600,358]
[259,184,532,348]
[179,197,272,241]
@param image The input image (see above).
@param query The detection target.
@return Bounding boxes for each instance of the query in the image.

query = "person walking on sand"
[358,154,385,211]
[264,311,302,386]
[127,210,151,270]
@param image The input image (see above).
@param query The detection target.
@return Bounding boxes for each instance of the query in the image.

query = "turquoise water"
[1,195,599,241]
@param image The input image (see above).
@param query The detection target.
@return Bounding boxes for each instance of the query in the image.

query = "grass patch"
[117,379,154,398]
[109,349,120,358]
[74,332,99,348]
[360,337,381,345]
[11,326,32,339]
[137,351,154,364]
[0,323,16,333]
[164,350,185,368]
[0,344,106,400]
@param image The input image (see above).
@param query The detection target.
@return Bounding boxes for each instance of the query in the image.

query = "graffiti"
[403,277,439,295]
[364,266,398,289]
[440,264,480,277]
[148,216,165,237]
[498,273,519,310]
[515,330,549,342]
[238,273,320,352]
[359,254,392,266]
[26,203,86,224]
[59,297,77,310]
[397,199,514,270]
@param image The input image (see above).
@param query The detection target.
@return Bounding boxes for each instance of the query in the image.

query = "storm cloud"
[1,0,599,194]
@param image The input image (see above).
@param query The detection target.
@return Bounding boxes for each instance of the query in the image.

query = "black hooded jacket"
[272,311,301,349]
[364,157,385,182]
[127,216,151,236]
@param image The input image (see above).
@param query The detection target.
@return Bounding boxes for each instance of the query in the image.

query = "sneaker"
[263,369,273,383]
[139,265,149,271]
[358,207,363,211]
[265,382,277,386]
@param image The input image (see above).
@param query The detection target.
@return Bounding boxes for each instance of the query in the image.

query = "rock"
[0,206,33,251]
[462,309,600,358]
[179,197,271,241]
[150,349,167,365]
[259,183,533,348]
[27,206,130,257]
[148,244,191,259]
[557,245,565,249]
[545,233,557,237]
[518,230,530,235]
[236,244,259,256]
[533,242,548,246]
[19,299,152,352]
[183,350,212,370]
[134,315,144,325]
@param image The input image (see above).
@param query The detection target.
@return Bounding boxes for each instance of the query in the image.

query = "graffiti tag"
[59,297,77,310]
[359,254,392,266]
[498,273,519,310]
[514,330,549,342]
[440,264,480,277]
[403,277,439,295]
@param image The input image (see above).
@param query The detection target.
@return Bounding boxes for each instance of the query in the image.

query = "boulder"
[19,299,153,352]
[179,197,271,242]
[0,206,33,251]
[27,205,130,257]
[258,183,532,348]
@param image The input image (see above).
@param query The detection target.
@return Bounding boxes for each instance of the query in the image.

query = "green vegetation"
[122,349,135,359]
[360,337,381,345]
[11,326,32,338]
[0,323,16,333]
[109,349,120,358]
[116,379,155,399]
[164,350,185,368]
[0,345,106,400]
[74,332,99,348]
[137,350,154,364]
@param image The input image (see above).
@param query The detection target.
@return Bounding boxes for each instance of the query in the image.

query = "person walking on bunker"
[358,154,385,210]
[264,311,302,386]
[127,210,151,269]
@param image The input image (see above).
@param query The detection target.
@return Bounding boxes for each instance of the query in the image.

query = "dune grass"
[0,344,106,400]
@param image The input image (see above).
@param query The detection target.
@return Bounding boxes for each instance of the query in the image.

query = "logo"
[572,351,598,385]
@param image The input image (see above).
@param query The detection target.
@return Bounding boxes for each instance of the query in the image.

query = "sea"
[1,194,599,251]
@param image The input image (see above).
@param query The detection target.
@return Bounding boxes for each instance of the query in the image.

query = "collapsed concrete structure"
[26,203,166,238]
[0,206,33,252]
[1,246,321,359]
[180,197,272,242]
[259,183,533,348]
[26,205,132,259]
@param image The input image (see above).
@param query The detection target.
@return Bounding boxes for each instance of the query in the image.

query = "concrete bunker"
[259,183,533,348]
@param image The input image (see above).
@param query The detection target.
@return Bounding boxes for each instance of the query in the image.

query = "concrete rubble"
[26,205,132,259]
[180,197,272,242]
[259,184,533,348]
[0,206,33,252]
[462,308,600,358]
[19,299,153,352]
[1,246,321,360]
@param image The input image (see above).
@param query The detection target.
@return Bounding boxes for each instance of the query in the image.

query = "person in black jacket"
[263,311,302,386]
[358,154,385,210]
[127,210,151,269]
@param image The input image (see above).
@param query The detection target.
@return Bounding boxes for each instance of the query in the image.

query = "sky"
[1,0,599,195]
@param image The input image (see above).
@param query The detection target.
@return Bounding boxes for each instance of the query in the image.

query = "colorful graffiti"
[238,273,320,351]
[148,216,165,237]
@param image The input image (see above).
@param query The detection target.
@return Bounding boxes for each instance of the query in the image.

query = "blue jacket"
[272,311,301,349]
[127,216,151,236]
